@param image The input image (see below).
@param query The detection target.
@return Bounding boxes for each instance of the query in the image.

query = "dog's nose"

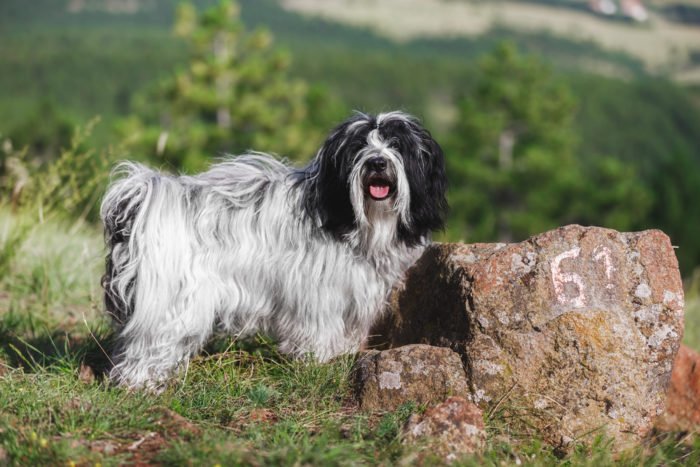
[367,157,387,172]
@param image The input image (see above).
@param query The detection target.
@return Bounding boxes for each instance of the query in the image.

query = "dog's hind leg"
[110,227,221,389]
[109,281,219,390]
[103,169,219,389]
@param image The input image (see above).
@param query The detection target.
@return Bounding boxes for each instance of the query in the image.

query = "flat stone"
[353,344,469,411]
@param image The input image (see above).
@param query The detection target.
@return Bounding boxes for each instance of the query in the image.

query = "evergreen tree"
[446,43,650,243]
[121,0,337,172]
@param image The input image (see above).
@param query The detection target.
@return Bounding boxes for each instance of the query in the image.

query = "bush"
[1,117,118,223]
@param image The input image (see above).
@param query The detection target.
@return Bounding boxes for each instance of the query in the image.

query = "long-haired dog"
[101,111,447,389]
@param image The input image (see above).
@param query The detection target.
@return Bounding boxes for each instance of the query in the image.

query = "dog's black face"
[304,112,448,246]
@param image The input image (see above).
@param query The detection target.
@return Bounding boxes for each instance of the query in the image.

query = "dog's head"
[305,111,447,246]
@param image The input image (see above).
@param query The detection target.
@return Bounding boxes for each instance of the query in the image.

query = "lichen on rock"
[403,396,486,463]
[353,344,469,411]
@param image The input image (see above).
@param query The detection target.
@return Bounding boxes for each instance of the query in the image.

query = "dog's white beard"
[102,154,423,389]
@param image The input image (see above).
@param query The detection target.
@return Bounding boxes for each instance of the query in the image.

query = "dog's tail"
[100,162,162,326]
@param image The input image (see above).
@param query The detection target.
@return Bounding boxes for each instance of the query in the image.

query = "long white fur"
[101,116,425,389]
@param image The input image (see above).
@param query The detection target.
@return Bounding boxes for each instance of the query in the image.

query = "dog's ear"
[398,124,448,244]
[304,114,372,236]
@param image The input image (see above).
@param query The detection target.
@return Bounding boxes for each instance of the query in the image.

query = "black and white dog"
[101,111,447,389]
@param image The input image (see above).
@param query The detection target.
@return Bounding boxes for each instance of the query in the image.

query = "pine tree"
[447,43,650,242]
[121,1,333,172]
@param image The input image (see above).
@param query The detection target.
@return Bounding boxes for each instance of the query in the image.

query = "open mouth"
[366,176,394,201]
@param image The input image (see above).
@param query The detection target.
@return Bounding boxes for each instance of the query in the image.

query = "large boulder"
[655,344,700,432]
[371,225,684,448]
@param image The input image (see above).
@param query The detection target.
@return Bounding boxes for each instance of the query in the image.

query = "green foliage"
[567,75,700,271]
[0,210,103,327]
[645,150,700,274]
[568,157,651,230]
[1,118,117,223]
[0,211,32,278]
[0,29,186,134]
[246,382,278,406]
[572,76,700,178]
[3,0,700,272]
[7,100,74,162]
[450,42,577,241]
[683,269,700,348]
[122,1,336,172]
[375,401,418,441]
[446,43,652,243]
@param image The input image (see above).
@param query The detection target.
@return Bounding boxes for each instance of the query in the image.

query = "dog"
[101,111,447,389]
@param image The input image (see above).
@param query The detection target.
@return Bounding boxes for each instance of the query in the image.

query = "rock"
[78,363,96,384]
[249,408,278,424]
[403,396,485,463]
[353,344,469,411]
[371,225,684,449]
[655,344,700,432]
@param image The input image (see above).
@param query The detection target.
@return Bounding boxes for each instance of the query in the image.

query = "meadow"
[0,202,695,464]
[2,0,700,464]
[1,206,700,465]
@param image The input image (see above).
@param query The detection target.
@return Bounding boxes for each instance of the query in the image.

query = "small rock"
[249,408,278,424]
[403,396,485,463]
[78,363,95,384]
[0,354,11,377]
[655,344,700,432]
[353,344,469,411]
[372,225,684,449]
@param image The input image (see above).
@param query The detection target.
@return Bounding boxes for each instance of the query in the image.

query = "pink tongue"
[369,185,390,199]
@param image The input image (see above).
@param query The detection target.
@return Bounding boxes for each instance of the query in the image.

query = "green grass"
[1,207,699,465]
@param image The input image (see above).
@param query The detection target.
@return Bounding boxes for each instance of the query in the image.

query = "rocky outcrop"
[371,225,684,449]
[354,344,469,411]
[403,396,485,463]
[655,344,700,432]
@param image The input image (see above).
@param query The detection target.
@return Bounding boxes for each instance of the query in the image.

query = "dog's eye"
[387,139,403,152]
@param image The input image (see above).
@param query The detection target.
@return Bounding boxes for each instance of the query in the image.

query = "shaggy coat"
[101,111,447,388]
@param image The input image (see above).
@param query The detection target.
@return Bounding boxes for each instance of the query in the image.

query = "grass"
[1,206,700,465]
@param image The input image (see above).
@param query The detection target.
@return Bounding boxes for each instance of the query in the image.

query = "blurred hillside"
[282,0,700,79]
[1,0,700,273]
[3,0,700,126]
